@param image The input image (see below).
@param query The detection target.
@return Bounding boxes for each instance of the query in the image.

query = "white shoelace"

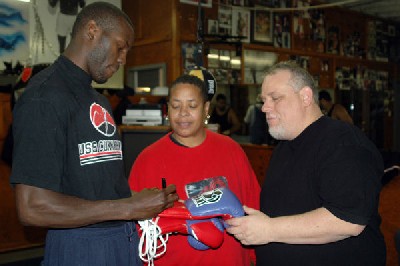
[138,218,169,266]
[384,165,400,173]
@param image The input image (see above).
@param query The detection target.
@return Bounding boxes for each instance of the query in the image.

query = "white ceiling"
[323,0,400,24]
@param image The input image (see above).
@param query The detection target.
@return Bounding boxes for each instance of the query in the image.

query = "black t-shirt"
[257,116,386,265]
[209,107,231,133]
[10,56,131,201]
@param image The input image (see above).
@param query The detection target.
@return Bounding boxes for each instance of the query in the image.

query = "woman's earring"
[204,114,210,125]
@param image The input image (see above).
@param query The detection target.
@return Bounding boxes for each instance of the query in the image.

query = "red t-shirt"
[129,130,260,266]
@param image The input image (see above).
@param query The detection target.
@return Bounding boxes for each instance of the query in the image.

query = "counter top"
[118,125,171,132]
[118,126,275,147]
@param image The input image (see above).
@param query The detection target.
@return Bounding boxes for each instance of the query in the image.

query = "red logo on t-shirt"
[90,103,116,137]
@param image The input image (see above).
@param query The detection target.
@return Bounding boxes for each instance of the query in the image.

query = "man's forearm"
[268,207,365,244]
[15,184,130,228]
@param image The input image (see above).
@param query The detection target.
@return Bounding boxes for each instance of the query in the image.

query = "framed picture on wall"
[326,26,340,54]
[232,7,251,42]
[252,9,273,43]
[218,4,232,36]
[180,0,212,8]
[181,42,204,72]
[232,0,245,6]
[207,19,218,35]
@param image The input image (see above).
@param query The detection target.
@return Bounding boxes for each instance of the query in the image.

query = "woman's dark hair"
[170,74,208,102]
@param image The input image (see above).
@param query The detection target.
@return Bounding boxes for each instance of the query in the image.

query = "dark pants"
[395,230,400,264]
[42,222,142,266]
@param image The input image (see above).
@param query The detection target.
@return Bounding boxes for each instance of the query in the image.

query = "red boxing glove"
[138,187,244,260]
[155,216,224,250]
[158,201,193,220]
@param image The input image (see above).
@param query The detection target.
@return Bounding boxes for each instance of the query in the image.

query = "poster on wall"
[252,9,272,43]
[218,4,232,36]
[181,42,203,73]
[231,7,250,43]
[0,1,30,72]
[29,0,123,89]
[31,0,121,64]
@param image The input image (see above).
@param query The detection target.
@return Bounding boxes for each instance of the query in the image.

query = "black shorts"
[42,221,142,266]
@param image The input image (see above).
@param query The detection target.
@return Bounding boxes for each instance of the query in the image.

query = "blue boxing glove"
[145,187,244,252]
[184,187,245,222]
[158,187,244,222]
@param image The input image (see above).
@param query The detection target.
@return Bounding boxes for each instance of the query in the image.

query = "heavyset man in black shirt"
[227,61,386,265]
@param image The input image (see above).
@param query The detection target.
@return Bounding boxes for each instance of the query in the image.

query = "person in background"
[209,93,241,136]
[10,3,177,266]
[129,74,260,265]
[318,89,353,124]
[226,61,386,265]
[244,94,272,145]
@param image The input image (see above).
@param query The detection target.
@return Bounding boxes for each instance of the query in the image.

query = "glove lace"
[138,218,169,266]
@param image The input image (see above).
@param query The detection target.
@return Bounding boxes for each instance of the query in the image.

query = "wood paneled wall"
[122,0,219,86]
[0,93,47,252]
[240,143,274,185]
[0,161,47,252]
[123,0,179,85]
[0,93,12,153]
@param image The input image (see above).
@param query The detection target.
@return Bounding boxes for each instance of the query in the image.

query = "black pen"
[162,177,166,189]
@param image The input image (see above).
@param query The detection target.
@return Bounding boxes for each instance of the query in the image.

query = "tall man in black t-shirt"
[226,61,386,265]
[10,3,178,265]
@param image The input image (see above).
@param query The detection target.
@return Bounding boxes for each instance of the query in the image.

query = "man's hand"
[226,206,365,245]
[128,184,178,220]
[225,206,271,245]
